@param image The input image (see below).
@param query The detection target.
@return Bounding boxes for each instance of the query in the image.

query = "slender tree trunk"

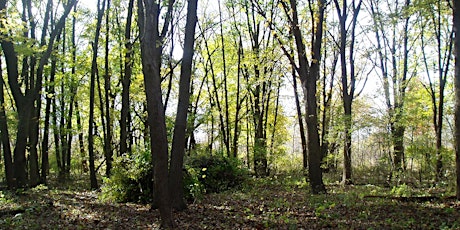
[320,48,338,170]
[453,0,460,200]
[59,29,69,176]
[292,68,308,170]
[334,0,362,185]
[0,56,14,189]
[217,0,230,155]
[65,3,79,176]
[75,101,87,172]
[88,0,106,189]
[120,0,135,156]
[169,0,198,211]
[104,0,113,177]
[433,1,453,181]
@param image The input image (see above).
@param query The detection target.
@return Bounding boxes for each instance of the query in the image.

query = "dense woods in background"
[0,0,459,227]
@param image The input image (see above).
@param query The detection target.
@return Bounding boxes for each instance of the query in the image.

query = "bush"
[101,150,249,204]
[100,150,153,203]
[187,154,249,193]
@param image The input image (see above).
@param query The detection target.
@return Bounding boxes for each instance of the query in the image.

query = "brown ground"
[1,177,459,229]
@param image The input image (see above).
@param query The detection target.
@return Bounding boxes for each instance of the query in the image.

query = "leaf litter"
[0,178,459,229]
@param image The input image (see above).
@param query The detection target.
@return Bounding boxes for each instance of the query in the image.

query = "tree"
[0,0,77,188]
[369,0,414,182]
[88,0,107,189]
[333,0,363,185]
[120,0,135,156]
[278,0,327,193]
[169,0,198,211]
[103,0,113,177]
[0,55,13,188]
[419,0,453,182]
[138,0,175,227]
[453,0,460,200]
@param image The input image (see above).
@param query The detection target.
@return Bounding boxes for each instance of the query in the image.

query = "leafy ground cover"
[1,175,459,229]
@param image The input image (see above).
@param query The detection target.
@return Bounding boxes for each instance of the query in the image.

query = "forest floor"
[1,174,460,229]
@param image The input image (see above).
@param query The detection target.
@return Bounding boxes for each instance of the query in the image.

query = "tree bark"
[453,0,460,200]
[103,0,113,177]
[333,0,362,185]
[0,0,76,188]
[138,0,175,227]
[120,0,135,156]
[286,0,326,194]
[0,55,14,189]
[88,0,107,190]
[292,68,308,170]
[169,0,198,211]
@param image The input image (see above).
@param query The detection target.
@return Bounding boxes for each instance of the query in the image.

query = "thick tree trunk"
[138,0,175,227]
[288,0,326,194]
[28,98,41,187]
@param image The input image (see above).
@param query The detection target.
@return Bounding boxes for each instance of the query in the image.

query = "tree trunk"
[120,0,135,156]
[65,3,79,177]
[169,0,198,211]
[453,0,460,200]
[75,101,87,173]
[217,0,230,155]
[287,0,326,194]
[88,0,106,190]
[138,0,175,227]
[334,0,362,185]
[0,56,14,189]
[104,0,113,177]
[292,68,308,170]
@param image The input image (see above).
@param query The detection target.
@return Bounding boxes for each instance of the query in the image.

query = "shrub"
[187,154,249,193]
[101,150,249,204]
[100,150,153,203]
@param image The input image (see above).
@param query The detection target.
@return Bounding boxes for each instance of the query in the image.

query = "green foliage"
[100,150,153,203]
[183,166,205,202]
[186,154,249,194]
[391,183,412,197]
